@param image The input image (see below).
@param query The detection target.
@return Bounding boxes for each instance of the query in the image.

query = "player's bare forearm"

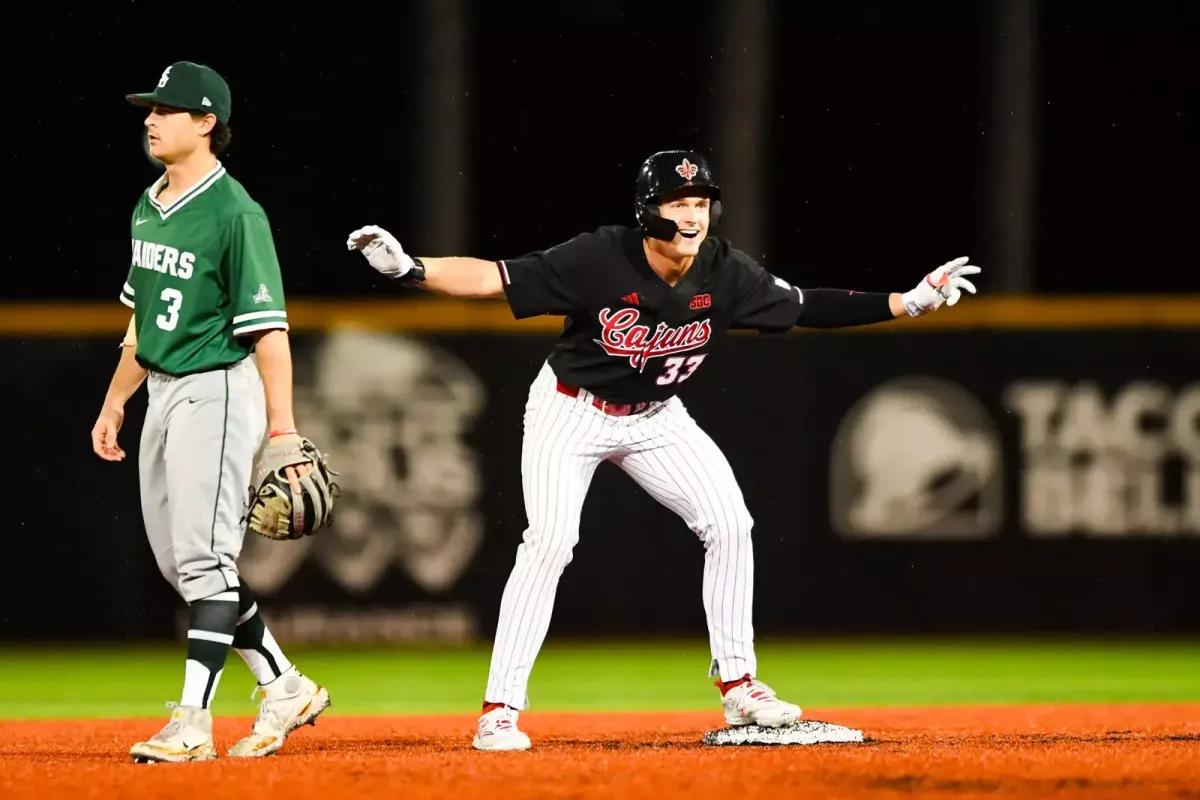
[417,257,507,299]
[888,293,906,317]
[253,329,297,433]
[103,341,149,411]
[346,228,505,297]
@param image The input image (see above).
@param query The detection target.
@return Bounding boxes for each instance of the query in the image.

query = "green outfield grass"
[2,638,1199,720]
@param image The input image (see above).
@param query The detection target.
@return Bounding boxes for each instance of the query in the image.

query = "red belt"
[556,381,651,416]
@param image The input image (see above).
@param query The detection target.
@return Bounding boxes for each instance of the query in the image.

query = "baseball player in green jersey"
[89,61,331,763]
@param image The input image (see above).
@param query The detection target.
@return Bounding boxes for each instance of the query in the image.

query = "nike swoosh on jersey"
[136,218,148,225]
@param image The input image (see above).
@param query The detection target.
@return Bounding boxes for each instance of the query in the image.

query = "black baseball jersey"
[498,225,803,404]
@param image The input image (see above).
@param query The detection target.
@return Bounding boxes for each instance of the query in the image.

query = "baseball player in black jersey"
[347,150,980,751]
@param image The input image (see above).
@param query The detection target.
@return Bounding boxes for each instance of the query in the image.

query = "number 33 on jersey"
[120,161,289,375]
[657,354,707,385]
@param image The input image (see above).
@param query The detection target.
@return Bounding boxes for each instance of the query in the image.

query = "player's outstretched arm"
[795,257,980,328]
[91,315,149,462]
[346,226,505,299]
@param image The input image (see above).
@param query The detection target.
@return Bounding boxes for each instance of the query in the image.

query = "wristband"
[270,428,297,438]
[398,257,426,285]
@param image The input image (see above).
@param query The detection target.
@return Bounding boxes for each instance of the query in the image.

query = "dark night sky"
[9,0,1195,300]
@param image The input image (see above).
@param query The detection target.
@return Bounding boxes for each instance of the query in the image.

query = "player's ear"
[191,112,217,137]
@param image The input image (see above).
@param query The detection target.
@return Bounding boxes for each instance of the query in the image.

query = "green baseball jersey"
[120,161,288,376]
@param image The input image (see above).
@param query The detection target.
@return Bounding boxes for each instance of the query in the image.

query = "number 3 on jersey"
[657,354,707,385]
[157,287,183,331]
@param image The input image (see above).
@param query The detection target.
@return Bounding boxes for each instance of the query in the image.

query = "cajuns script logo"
[676,159,699,180]
[593,307,712,371]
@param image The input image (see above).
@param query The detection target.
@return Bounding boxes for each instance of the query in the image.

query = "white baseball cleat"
[720,677,803,728]
[226,668,331,758]
[129,704,217,763]
[473,705,532,751]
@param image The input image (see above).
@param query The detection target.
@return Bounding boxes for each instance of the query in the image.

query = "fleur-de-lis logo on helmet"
[675,158,699,181]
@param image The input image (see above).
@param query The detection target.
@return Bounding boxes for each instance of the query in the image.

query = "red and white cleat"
[473,705,532,751]
[720,676,802,728]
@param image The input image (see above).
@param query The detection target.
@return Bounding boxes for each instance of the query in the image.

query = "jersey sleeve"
[727,249,804,333]
[121,206,140,308]
[498,233,598,319]
[120,266,136,309]
[225,212,288,337]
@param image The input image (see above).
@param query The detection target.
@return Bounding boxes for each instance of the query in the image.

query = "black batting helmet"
[634,150,723,241]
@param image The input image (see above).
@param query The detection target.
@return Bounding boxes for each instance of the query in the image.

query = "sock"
[232,581,293,686]
[482,701,511,714]
[181,592,239,709]
[716,674,752,696]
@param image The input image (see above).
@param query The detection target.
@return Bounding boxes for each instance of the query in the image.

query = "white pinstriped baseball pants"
[484,362,756,710]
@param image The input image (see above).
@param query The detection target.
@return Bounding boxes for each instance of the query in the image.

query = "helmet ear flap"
[635,197,720,240]
[637,200,680,241]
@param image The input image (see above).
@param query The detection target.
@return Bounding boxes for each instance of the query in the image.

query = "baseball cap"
[126,61,232,124]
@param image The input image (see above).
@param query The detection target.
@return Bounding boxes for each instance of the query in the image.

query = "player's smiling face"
[655,194,711,258]
[143,104,214,163]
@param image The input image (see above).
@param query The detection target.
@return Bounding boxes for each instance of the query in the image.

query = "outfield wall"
[6,297,1200,642]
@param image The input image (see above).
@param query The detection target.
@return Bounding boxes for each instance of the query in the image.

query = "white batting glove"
[900,256,981,316]
[346,225,414,279]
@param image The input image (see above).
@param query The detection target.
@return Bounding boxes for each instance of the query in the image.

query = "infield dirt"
[3,704,1198,799]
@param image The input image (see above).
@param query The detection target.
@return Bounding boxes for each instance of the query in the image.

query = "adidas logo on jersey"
[593,307,712,372]
[622,292,639,305]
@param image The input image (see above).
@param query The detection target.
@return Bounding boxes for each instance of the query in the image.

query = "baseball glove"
[245,435,340,541]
